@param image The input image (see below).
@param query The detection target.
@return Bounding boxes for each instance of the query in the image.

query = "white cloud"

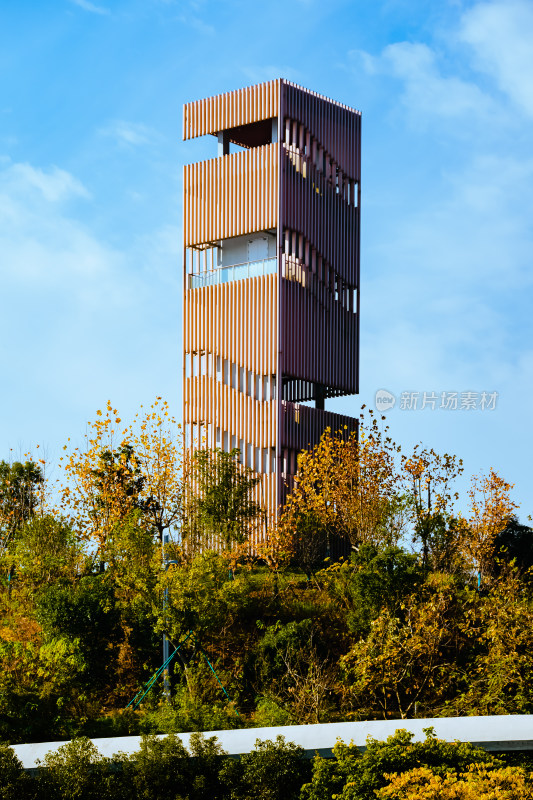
[359,148,533,412]
[69,0,110,15]
[0,163,90,204]
[0,157,182,459]
[460,0,533,117]
[177,14,215,36]
[0,163,117,288]
[352,41,492,119]
[98,120,161,147]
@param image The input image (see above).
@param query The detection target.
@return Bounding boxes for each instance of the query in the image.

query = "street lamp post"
[162,533,180,700]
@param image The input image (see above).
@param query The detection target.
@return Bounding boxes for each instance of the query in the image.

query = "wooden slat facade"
[183,80,280,141]
[183,80,361,533]
[184,144,278,247]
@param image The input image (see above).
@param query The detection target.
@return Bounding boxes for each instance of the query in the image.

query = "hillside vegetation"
[1,400,532,744]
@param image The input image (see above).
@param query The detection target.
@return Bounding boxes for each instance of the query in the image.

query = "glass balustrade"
[189,257,277,289]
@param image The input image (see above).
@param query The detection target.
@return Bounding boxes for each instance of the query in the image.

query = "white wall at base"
[10,715,533,771]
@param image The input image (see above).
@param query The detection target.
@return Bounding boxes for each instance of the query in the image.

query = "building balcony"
[188,257,277,289]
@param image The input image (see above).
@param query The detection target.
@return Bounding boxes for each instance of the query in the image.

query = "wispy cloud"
[1,163,90,203]
[98,120,161,147]
[0,158,181,445]
[351,41,492,120]
[177,14,215,36]
[69,0,110,15]
[460,0,533,117]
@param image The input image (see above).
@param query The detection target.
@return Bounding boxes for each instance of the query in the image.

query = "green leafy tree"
[187,448,261,549]
[7,515,80,590]
[448,572,533,716]
[36,574,120,690]
[340,575,467,719]
[0,460,44,554]
[0,744,32,800]
[221,735,310,800]
[253,620,335,723]
[37,737,116,800]
[321,545,423,640]
[301,729,497,800]
[121,732,228,800]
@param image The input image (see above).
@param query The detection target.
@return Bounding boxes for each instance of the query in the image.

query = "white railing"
[189,257,277,289]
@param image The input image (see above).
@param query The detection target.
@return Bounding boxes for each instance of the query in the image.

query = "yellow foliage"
[281,410,402,551]
[56,398,184,554]
[462,468,518,579]
[377,764,533,799]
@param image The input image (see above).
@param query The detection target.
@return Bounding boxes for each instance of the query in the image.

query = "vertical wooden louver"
[183,80,280,140]
[184,145,278,247]
[183,79,361,535]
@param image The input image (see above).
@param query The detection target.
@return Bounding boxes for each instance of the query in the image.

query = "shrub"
[0,744,32,800]
[301,729,498,800]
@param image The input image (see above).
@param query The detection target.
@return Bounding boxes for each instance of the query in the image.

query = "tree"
[254,620,336,724]
[122,399,185,544]
[301,729,498,800]
[36,574,120,690]
[280,411,404,564]
[448,572,533,716]
[462,468,518,584]
[377,764,533,800]
[37,737,115,800]
[0,460,44,552]
[225,736,310,800]
[186,448,261,550]
[490,515,533,577]
[7,514,81,590]
[91,445,145,520]
[340,574,467,719]
[59,399,184,554]
[322,544,423,640]
[0,744,32,800]
[403,447,464,572]
[122,733,195,800]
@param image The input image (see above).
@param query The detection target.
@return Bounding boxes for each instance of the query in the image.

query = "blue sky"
[1,0,531,518]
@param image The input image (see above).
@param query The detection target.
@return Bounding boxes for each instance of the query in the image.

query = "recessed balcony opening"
[215,118,278,155]
[187,231,277,289]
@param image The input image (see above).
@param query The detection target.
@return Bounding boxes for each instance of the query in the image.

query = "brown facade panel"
[281,149,359,287]
[183,80,280,141]
[281,279,357,394]
[283,81,361,182]
[280,401,357,451]
[184,273,278,375]
[184,145,278,246]
[185,378,276,448]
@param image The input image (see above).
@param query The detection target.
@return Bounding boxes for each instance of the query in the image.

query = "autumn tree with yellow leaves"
[280,410,404,568]
[402,446,465,572]
[58,398,185,560]
[462,468,518,584]
[376,764,533,800]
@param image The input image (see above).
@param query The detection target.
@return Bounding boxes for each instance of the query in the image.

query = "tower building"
[183,79,360,529]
